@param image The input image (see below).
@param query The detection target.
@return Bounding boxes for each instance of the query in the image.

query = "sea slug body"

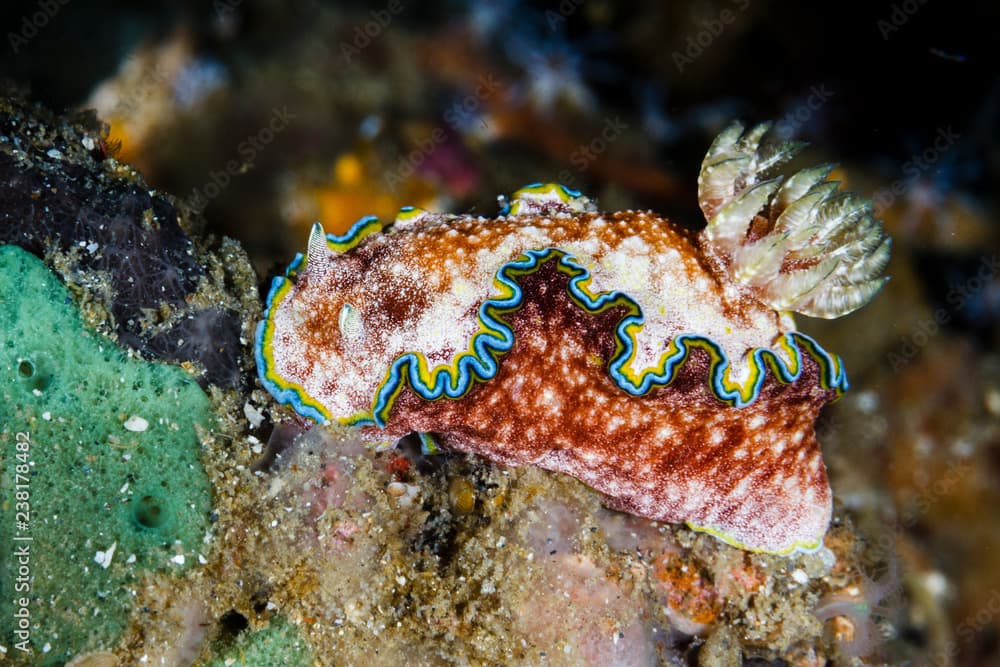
[256,122,890,554]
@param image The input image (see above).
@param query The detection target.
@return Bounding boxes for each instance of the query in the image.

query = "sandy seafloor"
[1,1,998,665]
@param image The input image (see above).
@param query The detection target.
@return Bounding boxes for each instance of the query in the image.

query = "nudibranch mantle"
[256,123,890,555]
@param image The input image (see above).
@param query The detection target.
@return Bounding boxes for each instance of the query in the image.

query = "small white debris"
[986,388,1000,416]
[42,411,52,421]
[791,568,809,585]
[481,580,496,594]
[951,439,974,458]
[386,482,419,507]
[124,415,149,432]
[121,453,132,462]
[924,571,948,598]
[198,554,208,565]
[396,575,407,586]
[42,643,51,653]
[495,536,506,549]
[817,546,837,572]
[119,482,129,494]
[266,477,285,498]
[46,148,63,160]
[244,401,265,427]
[94,542,117,569]
[32,389,42,397]
[86,241,99,254]
[170,554,185,566]
[126,554,136,564]
[855,389,879,413]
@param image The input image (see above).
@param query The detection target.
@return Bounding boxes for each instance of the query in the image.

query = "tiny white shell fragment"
[244,401,265,427]
[123,415,149,432]
[94,542,117,569]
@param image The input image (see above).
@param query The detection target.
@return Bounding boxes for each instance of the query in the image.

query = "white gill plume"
[697,122,890,319]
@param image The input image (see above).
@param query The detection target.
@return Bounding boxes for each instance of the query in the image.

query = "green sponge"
[0,245,215,665]
[202,618,314,666]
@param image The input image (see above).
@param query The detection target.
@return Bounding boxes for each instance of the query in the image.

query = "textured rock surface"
[0,95,253,388]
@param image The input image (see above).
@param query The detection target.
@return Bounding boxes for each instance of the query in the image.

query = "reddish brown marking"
[363,260,835,550]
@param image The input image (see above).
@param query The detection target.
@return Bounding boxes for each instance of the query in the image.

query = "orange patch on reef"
[652,554,720,625]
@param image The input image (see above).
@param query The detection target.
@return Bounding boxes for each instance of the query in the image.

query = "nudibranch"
[256,122,890,554]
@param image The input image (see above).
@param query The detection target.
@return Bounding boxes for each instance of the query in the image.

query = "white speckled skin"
[269,210,794,420]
